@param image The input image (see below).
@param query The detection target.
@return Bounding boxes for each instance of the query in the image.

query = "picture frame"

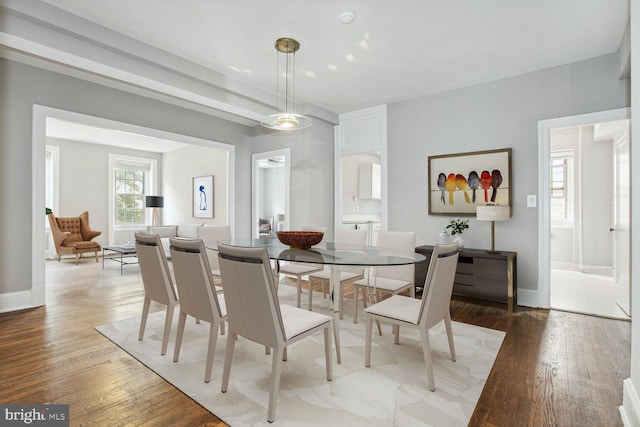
[428,148,512,216]
[193,175,214,218]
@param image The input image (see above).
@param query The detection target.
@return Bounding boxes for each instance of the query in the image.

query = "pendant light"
[260,38,312,131]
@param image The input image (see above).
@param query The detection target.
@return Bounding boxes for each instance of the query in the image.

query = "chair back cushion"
[334,227,367,249]
[217,243,285,347]
[135,232,177,305]
[169,238,223,322]
[54,216,83,244]
[419,242,460,326]
[199,225,233,270]
[373,231,416,282]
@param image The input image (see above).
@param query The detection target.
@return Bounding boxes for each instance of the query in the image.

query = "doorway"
[252,149,290,239]
[538,108,631,320]
[32,105,236,308]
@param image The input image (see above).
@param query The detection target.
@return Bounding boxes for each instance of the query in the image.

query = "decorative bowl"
[276,231,324,249]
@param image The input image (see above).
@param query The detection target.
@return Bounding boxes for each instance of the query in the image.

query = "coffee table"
[103,245,138,275]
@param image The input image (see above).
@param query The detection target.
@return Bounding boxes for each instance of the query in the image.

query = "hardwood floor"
[0,259,630,426]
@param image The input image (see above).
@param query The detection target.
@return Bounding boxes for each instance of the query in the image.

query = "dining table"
[211,238,426,364]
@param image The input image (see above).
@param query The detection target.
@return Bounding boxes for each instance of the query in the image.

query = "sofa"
[146,223,232,270]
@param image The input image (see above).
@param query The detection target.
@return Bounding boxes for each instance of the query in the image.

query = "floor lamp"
[476,205,510,253]
[145,196,164,226]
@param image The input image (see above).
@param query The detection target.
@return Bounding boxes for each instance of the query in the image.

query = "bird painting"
[445,173,457,204]
[437,173,446,205]
[468,171,480,203]
[456,174,471,203]
[480,170,492,203]
[491,169,503,202]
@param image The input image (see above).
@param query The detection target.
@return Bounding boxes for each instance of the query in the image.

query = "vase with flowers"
[446,218,469,248]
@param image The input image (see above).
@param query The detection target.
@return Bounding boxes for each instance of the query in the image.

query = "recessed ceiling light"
[339,11,356,24]
[345,54,355,63]
[328,64,338,72]
[305,71,316,78]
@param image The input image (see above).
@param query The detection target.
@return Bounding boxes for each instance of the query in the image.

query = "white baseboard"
[517,288,539,308]
[620,378,640,427]
[0,290,43,313]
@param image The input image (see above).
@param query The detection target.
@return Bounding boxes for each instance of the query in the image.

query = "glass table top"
[213,238,425,266]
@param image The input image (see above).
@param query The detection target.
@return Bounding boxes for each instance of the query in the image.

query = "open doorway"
[32,105,236,308]
[538,108,630,320]
[252,149,290,239]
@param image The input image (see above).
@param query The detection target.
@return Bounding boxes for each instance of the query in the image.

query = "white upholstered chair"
[217,242,333,423]
[307,227,367,316]
[135,232,178,356]
[169,237,228,383]
[364,241,459,391]
[352,231,417,323]
[277,226,325,308]
[200,225,232,283]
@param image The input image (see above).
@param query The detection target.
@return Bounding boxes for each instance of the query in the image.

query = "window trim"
[108,154,157,244]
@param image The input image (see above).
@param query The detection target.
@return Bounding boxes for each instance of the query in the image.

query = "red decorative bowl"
[277,231,324,249]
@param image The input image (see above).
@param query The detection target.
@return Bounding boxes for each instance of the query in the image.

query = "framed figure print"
[193,175,214,218]
[428,148,511,216]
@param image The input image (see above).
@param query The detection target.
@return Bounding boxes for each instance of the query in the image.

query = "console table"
[415,245,517,311]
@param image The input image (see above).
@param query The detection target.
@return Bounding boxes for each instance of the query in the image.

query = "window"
[114,167,145,224]
[109,155,157,229]
[550,150,573,223]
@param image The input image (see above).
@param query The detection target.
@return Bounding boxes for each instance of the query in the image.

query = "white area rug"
[95,286,505,426]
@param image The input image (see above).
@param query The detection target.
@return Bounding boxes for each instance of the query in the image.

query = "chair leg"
[393,324,400,345]
[338,282,344,320]
[268,345,286,423]
[444,313,456,362]
[307,277,313,311]
[161,302,175,356]
[94,251,99,262]
[220,320,225,335]
[365,316,373,367]
[221,331,237,393]
[75,253,80,265]
[138,297,151,341]
[419,329,436,391]
[296,276,302,308]
[324,325,333,381]
[204,320,219,383]
[353,286,359,324]
[173,311,188,362]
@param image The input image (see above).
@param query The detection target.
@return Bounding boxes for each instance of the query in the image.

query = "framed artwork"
[193,175,214,218]
[428,148,512,216]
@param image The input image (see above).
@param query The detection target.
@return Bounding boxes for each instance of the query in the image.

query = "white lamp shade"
[476,205,510,221]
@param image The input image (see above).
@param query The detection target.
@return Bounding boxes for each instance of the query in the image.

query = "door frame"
[537,107,631,309]
[251,148,291,239]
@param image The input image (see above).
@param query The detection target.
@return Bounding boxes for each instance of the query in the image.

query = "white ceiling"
[40,0,629,115]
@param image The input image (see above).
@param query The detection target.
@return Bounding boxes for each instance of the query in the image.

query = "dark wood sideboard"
[414,245,517,311]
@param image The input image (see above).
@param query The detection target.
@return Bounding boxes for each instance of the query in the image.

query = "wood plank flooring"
[0,259,630,426]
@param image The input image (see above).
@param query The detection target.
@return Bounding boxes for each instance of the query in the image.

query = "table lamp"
[476,205,510,253]
[145,195,164,226]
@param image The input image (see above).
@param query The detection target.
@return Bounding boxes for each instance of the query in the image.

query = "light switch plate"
[527,195,537,207]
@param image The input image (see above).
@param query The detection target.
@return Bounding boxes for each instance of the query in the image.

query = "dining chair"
[169,237,228,383]
[217,242,333,423]
[200,225,232,284]
[307,227,367,315]
[352,230,417,323]
[134,232,178,356]
[364,241,459,391]
[277,226,325,308]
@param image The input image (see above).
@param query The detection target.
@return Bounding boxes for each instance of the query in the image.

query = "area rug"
[95,285,505,426]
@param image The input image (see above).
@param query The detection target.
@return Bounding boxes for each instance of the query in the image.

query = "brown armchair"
[48,211,102,264]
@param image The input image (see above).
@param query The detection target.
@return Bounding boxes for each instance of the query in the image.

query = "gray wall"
[387,53,629,294]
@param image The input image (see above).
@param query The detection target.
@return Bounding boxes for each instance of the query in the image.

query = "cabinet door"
[472,258,508,302]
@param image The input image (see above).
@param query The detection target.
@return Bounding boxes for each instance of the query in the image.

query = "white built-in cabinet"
[358,162,381,199]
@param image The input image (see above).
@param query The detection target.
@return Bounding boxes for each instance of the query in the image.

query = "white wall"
[163,144,229,226]
[258,166,285,220]
[387,53,629,296]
